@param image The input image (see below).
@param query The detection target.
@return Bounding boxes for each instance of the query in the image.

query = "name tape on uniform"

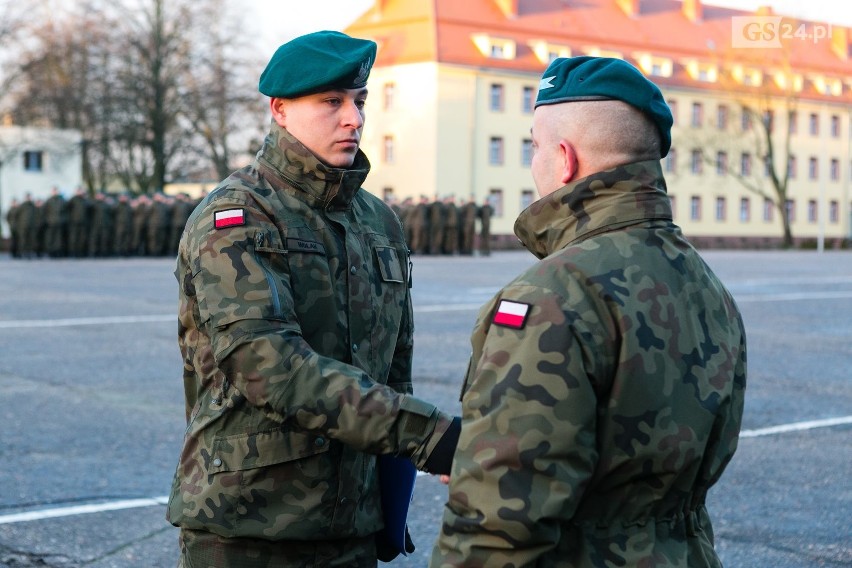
[492,300,531,329]
[214,208,246,229]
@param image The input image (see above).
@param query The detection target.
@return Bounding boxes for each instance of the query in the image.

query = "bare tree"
[2,0,263,195]
[680,47,802,248]
[178,0,266,180]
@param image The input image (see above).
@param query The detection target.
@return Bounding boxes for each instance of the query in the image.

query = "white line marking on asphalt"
[0,315,174,328]
[0,305,486,328]
[2,417,849,525]
[415,304,483,313]
[739,416,852,438]
[2,287,852,330]
[3,288,851,330]
[0,496,169,525]
[734,291,852,302]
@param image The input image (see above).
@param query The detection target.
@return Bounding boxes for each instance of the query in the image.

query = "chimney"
[832,26,850,60]
[495,0,518,18]
[617,0,641,17]
[755,5,773,16]
[682,0,702,22]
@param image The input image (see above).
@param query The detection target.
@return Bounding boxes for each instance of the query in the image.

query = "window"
[473,34,516,60]
[808,199,818,223]
[741,152,752,176]
[690,196,701,220]
[668,99,678,125]
[717,105,728,129]
[740,197,750,222]
[715,196,726,221]
[383,82,396,111]
[383,135,395,164]
[808,157,818,180]
[691,149,703,174]
[521,138,533,166]
[741,109,751,131]
[383,187,394,202]
[788,155,797,179]
[716,151,728,175]
[786,199,795,222]
[831,115,840,137]
[830,200,839,223]
[23,150,43,172]
[763,110,774,133]
[490,84,504,111]
[763,198,774,222]
[809,113,819,136]
[691,102,703,127]
[522,86,535,113]
[489,189,504,217]
[521,189,535,209]
[789,110,798,135]
[831,158,840,181]
[665,148,677,173]
[489,137,504,165]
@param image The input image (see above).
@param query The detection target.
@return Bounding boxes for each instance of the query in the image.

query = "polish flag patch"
[492,300,531,330]
[214,208,245,229]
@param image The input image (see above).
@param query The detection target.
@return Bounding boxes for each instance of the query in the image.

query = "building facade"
[0,125,83,238]
[347,0,852,247]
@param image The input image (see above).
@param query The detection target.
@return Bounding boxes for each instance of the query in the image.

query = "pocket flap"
[209,427,330,473]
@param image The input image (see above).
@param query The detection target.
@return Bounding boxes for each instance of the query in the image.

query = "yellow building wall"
[360,63,440,203]
[360,63,851,244]
[664,85,851,242]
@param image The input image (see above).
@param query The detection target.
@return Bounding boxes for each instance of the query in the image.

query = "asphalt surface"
[0,250,850,567]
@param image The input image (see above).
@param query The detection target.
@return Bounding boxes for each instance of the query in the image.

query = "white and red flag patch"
[214,208,245,229]
[492,300,531,329]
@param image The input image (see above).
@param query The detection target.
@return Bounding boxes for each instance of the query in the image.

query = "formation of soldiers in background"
[4,188,494,259]
[391,195,493,256]
[4,186,203,259]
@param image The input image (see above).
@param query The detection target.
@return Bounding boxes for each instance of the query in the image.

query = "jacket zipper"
[254,231,283,318]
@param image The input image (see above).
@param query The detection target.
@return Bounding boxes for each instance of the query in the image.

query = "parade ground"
[0,249,850,567]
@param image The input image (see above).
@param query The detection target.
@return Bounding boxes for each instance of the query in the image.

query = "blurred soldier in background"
[459,198,477,255]
[113,194,134,257]
[67,187,91,258]
[441,196,459,255]
[44,186,68,258]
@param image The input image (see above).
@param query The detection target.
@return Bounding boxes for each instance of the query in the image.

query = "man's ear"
[270,98,287,127]
[559,139,579,184]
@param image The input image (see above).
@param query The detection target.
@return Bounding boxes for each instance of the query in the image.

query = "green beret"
[535,56,673,158]
[259,30,377,98]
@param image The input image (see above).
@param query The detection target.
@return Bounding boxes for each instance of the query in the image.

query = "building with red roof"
[348,0,852,247]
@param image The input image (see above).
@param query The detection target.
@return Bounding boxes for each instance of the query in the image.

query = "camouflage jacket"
[167,123,454,541]
[431,160,747,567]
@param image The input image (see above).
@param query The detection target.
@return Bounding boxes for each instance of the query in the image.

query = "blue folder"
[376,454,417,556]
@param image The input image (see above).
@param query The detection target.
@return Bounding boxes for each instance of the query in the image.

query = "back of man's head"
[535,56,673,161]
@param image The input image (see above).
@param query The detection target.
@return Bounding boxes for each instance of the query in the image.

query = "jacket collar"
[256,121,370,210]
[514,160,673,259]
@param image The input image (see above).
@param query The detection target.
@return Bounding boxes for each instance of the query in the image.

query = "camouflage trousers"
[178,529,378,568]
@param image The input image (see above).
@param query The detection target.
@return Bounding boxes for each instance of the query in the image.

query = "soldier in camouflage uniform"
[167,31,460,568]
[431,57,747,567]
[43,186,68,258]
[67,187,91,258]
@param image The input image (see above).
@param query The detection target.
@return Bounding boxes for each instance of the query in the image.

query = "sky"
[252,0,852,55]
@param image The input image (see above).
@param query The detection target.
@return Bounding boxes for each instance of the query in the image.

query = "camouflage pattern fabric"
[431,160,747,567]
[167,122,455,545]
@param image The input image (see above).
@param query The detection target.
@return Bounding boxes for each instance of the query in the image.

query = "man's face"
[272,88,367,168]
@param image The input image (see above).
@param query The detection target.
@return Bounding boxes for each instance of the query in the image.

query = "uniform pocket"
[209,427,330,473]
